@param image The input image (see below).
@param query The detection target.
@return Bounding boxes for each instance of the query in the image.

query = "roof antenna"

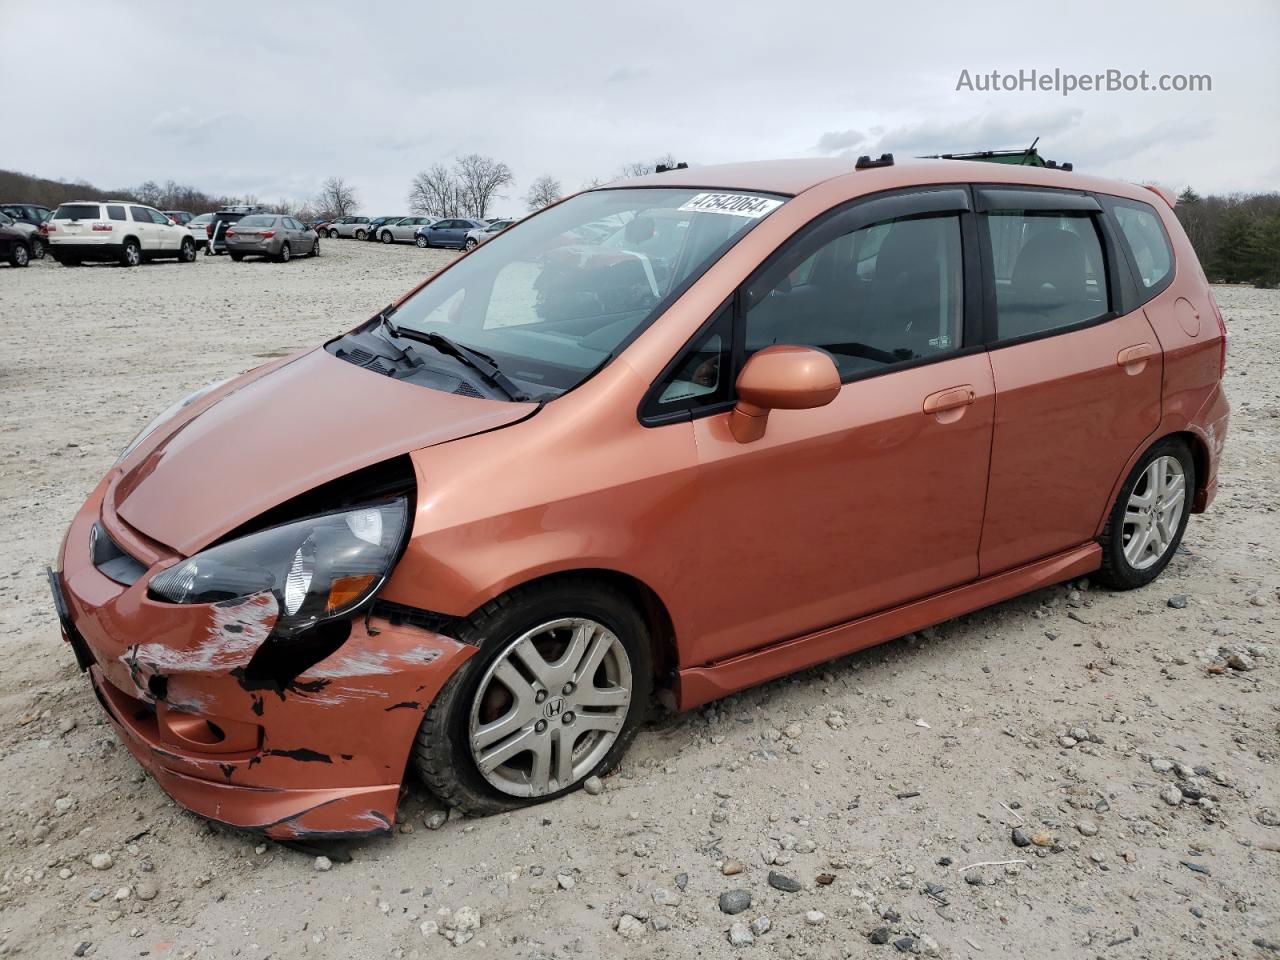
[1020,136,1040,165]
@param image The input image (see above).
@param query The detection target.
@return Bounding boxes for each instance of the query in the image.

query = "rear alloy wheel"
[413,580,651,815]
[29,237,44,259]
[309,237,320,257]
[1095,437,1195,590]
[121,239,141,267]
[178,238,196,262]
[381,230,394,244]
[11,243,30,267]
[415,235,429,248]
[278,242,291,263]
[355,229,367,240]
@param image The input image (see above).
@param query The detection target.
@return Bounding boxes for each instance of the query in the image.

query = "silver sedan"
[376,216,438,244]
[224,215,320,262]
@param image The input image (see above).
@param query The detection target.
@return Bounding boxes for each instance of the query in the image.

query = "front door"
[662,190,996,665]
[975,188,1163,575]
[129,206,158,251]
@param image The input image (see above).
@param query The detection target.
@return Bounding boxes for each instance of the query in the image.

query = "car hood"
[111,348,536,556]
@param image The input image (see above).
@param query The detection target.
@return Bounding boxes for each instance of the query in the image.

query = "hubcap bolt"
[562,682,575,695]
[535,691,547,704]
[535,720,548,733]
[562,711,575,725]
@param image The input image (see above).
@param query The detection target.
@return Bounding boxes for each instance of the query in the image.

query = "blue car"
[414,218,488,249]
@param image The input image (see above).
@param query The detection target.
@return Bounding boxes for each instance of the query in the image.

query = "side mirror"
[730,345,841,443]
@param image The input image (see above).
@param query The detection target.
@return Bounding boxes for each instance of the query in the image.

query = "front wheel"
[309,237,320,257]
[1094,437,1195,590]
[10,243,30,267]
[415,235,429,248]
[412,580,652,816]
[381,231,393,244]
[464,237,478,251]
[178,238,196,262]
[328,229,339,239]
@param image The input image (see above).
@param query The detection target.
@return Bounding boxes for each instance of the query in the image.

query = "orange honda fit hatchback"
[52,157,1229,838]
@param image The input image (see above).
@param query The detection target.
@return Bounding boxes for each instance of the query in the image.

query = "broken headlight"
[149,498,409,637]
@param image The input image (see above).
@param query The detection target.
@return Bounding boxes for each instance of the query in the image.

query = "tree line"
[1175,189,1280,288]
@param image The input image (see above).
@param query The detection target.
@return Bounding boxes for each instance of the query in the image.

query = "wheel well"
[1168,430,1211,503]
[487,569,678,684]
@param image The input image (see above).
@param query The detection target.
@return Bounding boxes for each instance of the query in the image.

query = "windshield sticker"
[678,193,784,219]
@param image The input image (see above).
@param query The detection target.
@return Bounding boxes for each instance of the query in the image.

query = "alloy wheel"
[468,618,632,798]
[30,238,43,259]
[14,244,29,266]
[125,242,140,267]
[1122,455,1186,570]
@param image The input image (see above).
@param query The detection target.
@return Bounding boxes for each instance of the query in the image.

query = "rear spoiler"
[1142,184,1177,208]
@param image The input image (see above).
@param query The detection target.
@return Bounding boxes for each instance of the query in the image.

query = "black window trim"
[1097,193,1177,306]
[638,184,983,427]
[975,183,1125,350]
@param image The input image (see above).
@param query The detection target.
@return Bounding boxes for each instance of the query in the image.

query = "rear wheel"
[277,242,292,263]
[1094,437,1195,590]
[229,251,245,262]
[413,579,651,816]
[355,229,366,240]
[178,238,196,263]
[120,239,141,268]
[10,243,30,267]
[309,237,320,257]
[29,237,44,260]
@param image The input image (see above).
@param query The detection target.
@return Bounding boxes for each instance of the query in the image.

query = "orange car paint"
[54,157,1228,837]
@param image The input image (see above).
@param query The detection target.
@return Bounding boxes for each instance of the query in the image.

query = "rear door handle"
[1116,342,1155,374]
[923,384,977,418]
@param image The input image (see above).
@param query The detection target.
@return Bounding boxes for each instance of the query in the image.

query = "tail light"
[260,230,275,239]
[206,223,214,238]
[39,222,51,235]
[92,223,113,232]
[1208,289,1227,377]
[226,230,236,237]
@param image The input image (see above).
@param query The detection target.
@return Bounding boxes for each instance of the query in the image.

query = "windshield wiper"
[378,312,529,402]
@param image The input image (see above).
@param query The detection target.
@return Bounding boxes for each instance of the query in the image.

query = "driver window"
[744,214,964,379]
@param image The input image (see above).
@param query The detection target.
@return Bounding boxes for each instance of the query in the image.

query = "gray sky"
[3,0,1276,216]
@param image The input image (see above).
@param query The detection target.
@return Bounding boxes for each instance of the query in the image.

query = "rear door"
[976,187,1162,575]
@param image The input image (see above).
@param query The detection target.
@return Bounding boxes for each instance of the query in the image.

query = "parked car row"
[318,214,517,249]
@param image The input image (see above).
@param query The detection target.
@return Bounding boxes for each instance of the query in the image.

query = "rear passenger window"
[1110,200,1173,291]
[987,211,1109,340]
[744,214,964,379]
[107,205,126,221]
[130,206,151,223]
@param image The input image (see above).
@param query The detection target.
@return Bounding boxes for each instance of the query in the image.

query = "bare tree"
[408,164,462,218]
[135,180,163,206]
[454,154,514,219]
[618,153,681,179]
[316,176,358,219]
[524,175,563,211]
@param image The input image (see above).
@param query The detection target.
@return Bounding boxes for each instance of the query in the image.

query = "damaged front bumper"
[53,478,473,839]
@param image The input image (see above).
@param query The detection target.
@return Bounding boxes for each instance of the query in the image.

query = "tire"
[229,252,245,262]
[415,235,429,248]
[328,229,339,239]
[29,237,44,260]
[309,237,320,257]
[277,242,291,263]
[380,231,393,244]
[412,578,652,816]
[10,243,30,267]
[1094,436,1195,590]
[355,229,366,240]
[120,239,141,268]
[59,255,81,267]
[464,238,478,251]
[178,238,196,263]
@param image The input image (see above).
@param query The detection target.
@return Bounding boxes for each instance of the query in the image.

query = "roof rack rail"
[655,162,689,173]
[855,153,894,170]
[924,140,1073,171]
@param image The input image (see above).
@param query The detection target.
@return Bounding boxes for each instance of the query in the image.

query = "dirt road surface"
[1,241,1276,959]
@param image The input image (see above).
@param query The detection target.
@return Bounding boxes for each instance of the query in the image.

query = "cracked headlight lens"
[149,498,408,637]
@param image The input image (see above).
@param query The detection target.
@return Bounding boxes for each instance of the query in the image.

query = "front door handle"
[1116,343,1155,374]
[923,384,977,422]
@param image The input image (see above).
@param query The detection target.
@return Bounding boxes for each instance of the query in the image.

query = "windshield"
[388,187,783,398]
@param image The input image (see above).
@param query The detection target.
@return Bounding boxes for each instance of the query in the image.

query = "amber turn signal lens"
[326,574,376,612]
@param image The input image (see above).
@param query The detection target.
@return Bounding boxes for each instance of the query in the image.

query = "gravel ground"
[0,242,1277,959]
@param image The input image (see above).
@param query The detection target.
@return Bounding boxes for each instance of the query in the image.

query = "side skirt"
[673,541,1101,710]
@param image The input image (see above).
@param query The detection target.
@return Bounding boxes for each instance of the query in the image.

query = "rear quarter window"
[1106,198,1174,298]
[54,204,101,220]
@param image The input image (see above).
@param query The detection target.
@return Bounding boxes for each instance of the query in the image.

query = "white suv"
[45,201,197,267]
